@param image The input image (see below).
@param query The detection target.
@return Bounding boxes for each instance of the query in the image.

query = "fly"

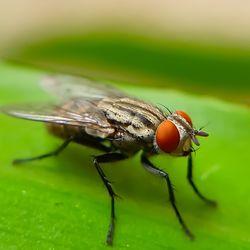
[1,74,216,245]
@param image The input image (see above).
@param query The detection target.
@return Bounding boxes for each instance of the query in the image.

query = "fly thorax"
[85,127,113,139]
[111,133,142,155]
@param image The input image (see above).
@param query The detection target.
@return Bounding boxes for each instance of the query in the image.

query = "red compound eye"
[156,120,180,153]
[175,110,193,127]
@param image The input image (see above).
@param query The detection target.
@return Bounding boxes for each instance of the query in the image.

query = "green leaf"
[0,61,250,249]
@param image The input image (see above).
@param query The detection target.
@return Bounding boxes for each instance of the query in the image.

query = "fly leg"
[93,153,127,245]
[187,154,217,206]
[13,135,112,165]
[13,136,74,165]
[141,153,194,240]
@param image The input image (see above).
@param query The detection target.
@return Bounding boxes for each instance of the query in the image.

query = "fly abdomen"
[46,123,82,139]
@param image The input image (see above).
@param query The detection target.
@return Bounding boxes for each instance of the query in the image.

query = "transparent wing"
[41,74,126,100]
[1,99,114,134]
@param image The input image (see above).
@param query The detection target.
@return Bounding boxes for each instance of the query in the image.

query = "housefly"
[1,74,216,245]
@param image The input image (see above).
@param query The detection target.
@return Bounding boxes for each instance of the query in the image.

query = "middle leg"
[93,152,127,245]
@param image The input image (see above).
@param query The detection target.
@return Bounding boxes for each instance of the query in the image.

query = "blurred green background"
[0,1,250,249]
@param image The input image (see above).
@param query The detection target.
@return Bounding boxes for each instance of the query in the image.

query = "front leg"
[187,154,217,206]
[141,153,194,240]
